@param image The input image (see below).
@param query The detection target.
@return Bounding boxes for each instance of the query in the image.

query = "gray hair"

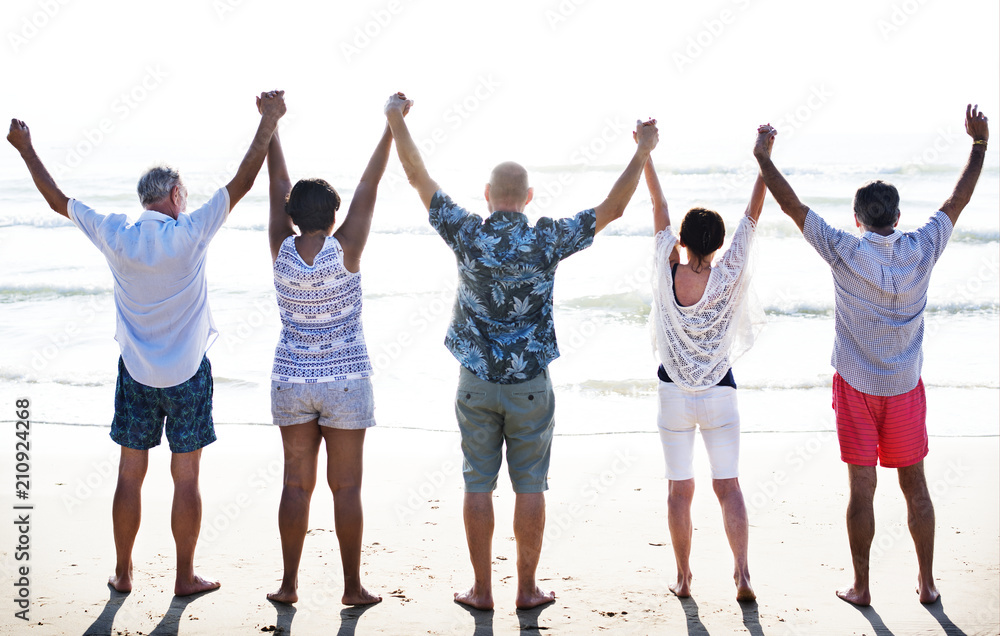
[137,165,181,207]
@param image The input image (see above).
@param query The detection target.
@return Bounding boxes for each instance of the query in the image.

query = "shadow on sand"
[739,599,765,636]
[516,600,555,636]
[677,596,710,635]
[456,601,495,636]
[148,588,219,636]
[923,597,967,636]
[82,584,130,636]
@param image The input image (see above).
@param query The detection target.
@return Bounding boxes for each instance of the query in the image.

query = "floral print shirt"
[429,190,596,384]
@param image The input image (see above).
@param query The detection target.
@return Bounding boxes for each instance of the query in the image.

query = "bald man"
[385,92,658,610]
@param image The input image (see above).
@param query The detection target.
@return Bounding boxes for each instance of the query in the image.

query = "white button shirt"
[68,188,230,388]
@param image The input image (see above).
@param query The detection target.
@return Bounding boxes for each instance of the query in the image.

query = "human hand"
[7,119,32,153]
[385,92,413,117]
[753,124,777,159]
[258,90,287,121]
[965,104,989,144]
[635,118,658,152]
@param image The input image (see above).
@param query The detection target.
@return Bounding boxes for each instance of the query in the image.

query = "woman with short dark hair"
[644,124,775,601]
[263,97,405,606]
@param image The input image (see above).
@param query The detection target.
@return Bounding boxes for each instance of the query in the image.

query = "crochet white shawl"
[651,216,766,390]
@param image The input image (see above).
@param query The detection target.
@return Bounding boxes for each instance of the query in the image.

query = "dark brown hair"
[680,207,726,258]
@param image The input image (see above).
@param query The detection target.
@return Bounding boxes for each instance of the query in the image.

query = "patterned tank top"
[271,235,372,382]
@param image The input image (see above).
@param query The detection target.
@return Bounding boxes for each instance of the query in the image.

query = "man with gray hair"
[6,90,286,595]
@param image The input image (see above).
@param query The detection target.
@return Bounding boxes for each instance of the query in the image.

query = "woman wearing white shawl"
[646,124,775,602]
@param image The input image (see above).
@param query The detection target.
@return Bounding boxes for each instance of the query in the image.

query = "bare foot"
[836,584,871,606]
[108,570,132,594]
[669,572,692,598]
[267,586,298,604]
[175,574,220,597]
[516,586,555,610]
[454,586,493,610]
[735,572,756,602]
[343,587,382,606]
[917,581,940,604]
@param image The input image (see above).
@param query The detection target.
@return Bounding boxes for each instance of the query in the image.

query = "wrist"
[972,139,988,147]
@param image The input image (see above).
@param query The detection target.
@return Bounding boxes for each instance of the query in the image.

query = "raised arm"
[594,119,658,233]
[7,120,70,218]
[226,90,286,211]
[941,104,989,227]
[744,124,775,224]
[753,124,808,232]
[335,122,396,271]
[265,126,294,262]
[642,153,670,233]
[384,92,439,210]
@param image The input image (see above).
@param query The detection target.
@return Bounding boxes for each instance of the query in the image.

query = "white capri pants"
[657,382,741,481]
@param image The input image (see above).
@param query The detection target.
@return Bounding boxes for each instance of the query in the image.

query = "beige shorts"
[271,377,376,429]
[455,366,555,494]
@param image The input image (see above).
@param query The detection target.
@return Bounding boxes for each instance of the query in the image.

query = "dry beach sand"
[3,401,998,635]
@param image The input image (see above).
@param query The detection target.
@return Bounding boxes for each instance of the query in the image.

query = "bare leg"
[455,491,495,610]
[267,422,322,604]
[837,464,876,606]
[712,478,754,601]
[322,427,381,606]
[667,479,695,597]
[513,492,555,609]
[171,449,219,596]
[109,447,149,592]
[898,461,939,604]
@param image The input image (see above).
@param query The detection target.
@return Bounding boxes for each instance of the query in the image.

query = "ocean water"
[1,159,997,438]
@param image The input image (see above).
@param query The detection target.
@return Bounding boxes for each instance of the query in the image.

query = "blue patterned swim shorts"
[111,356,216,453]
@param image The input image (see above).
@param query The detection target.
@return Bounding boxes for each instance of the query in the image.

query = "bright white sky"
[1,0,997,178]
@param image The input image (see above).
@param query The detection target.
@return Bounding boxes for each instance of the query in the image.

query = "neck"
[862,225,895,236]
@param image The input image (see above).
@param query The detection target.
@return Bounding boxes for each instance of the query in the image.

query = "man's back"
[68,188,231,388]
[429,190,596,383]
[803,208,952,396]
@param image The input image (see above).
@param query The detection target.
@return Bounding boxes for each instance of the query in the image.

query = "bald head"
[487,161,531,212]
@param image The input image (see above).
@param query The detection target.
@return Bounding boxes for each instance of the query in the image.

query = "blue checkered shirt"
[803,209,952,396]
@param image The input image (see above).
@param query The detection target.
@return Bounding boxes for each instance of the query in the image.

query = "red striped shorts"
[831,373,928,468]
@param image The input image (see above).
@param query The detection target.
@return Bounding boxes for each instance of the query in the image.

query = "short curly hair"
[853,180,900,229]
[286,178,341,234]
